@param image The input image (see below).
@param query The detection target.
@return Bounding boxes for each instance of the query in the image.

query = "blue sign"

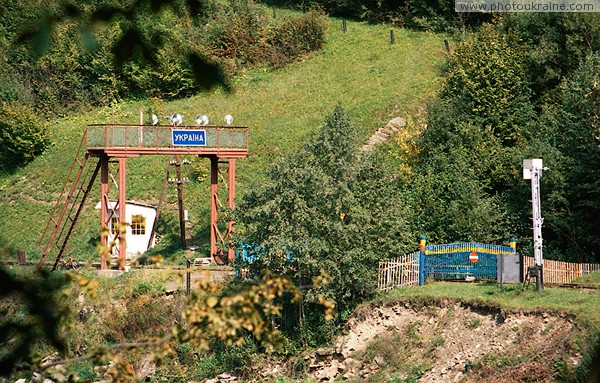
[172,129,206,146]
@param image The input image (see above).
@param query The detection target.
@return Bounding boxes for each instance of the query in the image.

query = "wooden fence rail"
[378,252,419,291]
[522,256,600,285]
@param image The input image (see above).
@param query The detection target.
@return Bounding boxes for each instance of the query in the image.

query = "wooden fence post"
[444,39,451,53]
[17,250,27,265]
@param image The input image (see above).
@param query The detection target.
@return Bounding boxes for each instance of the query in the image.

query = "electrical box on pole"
[523,158,544,291]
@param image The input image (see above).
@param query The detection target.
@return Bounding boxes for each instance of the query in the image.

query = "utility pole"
[175,155,186,250]
[169,156,190,250]
[523,159,544,291]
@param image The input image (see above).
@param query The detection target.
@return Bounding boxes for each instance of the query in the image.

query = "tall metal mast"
[523,159,544,291]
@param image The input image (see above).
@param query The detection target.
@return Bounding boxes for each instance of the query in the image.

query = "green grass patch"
[572,270,600,285]
[0,14,446,263]
[382,281,600,328]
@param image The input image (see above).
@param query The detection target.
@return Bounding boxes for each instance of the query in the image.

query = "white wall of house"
[95,201,157,257]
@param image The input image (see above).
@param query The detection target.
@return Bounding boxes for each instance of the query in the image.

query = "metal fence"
[522,256,600,284]
[378,251,420,291]
[424,242,513,281]
[378,241,516,291]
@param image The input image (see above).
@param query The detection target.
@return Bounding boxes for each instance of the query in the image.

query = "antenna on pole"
[523,158,544,291]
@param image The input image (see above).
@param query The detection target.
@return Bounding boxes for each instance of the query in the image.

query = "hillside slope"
[0,15,445,263]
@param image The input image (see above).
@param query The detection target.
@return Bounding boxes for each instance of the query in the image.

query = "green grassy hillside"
[0,14,446,264]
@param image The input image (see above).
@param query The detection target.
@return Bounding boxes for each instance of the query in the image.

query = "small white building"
[94,200,157,258]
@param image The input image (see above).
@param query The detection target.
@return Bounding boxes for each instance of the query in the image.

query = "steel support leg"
[210,156,219,263]
[227,158,236,262]
[100,155,109,270]
[209,156,237,264]
[118,158,127,270]
[175,155,187,250]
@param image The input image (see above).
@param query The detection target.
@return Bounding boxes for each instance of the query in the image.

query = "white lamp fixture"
[201,115,209,126]
[171,113,183,126]
[195,114,203,126]
[224,115,233,126]
[152,114,159,126]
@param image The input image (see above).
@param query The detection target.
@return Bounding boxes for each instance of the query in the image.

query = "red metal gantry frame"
[37,123,248,271]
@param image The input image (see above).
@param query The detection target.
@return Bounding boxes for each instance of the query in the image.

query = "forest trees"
[543,54,600,262]
[414,14,600,262]
[412,23,534,244]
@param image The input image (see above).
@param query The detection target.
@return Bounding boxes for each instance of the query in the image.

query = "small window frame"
[131,214,146,236]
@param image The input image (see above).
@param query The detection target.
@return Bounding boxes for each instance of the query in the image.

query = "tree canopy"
[412,14,600,262]
[236,105,414,340]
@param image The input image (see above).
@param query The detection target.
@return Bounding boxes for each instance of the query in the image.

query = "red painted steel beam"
[210,156,219,263]
[100,156,109,270]
[227,158,236,263]
[118,158,127,270]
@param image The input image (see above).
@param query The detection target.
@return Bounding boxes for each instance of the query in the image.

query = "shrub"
[0,102,50,170]
[206,4,327,69]
[69,360,98,381]
[102,295,185,343]
[269,10,327,67]
[214,339,257,375]
[132,281,166,297]
[211,2,269,65]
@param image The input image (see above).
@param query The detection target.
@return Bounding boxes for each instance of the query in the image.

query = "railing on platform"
[522,256,600,285]
[378,252,420,291]
[86,124,248,150]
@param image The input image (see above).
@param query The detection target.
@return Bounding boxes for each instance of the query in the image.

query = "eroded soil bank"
[297,299,593,383]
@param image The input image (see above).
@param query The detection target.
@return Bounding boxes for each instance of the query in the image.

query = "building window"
[131,215,146,235]
[111,217,119,235]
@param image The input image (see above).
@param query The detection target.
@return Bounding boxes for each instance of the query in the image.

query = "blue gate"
[423,242,514,281]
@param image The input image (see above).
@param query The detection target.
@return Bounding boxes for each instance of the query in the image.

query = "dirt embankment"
[299,300,590,383]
